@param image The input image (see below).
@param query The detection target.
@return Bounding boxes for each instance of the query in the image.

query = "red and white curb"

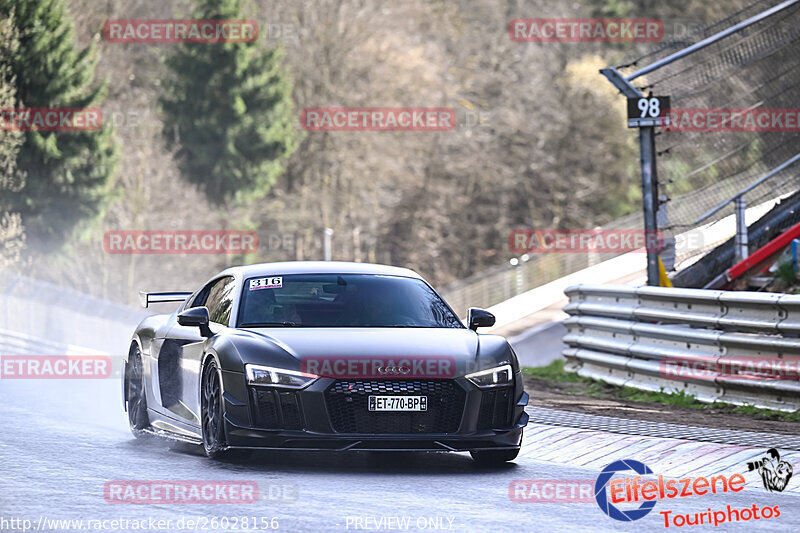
[520,423,800,495]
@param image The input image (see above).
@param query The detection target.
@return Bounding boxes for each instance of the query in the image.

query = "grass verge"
[523,359,800,423]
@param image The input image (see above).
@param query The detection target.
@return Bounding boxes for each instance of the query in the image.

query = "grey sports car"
[123,261,529,463]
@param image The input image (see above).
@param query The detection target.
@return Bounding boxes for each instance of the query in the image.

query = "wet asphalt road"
[2,375,798,533]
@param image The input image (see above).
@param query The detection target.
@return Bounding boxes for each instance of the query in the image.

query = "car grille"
[250,388,304,430]
[325,380,466,434]
[476,387,513,430]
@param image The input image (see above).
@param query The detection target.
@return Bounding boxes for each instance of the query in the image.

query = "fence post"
[734,196,749,262]
[323,227,334,261]
[600,67,659,286]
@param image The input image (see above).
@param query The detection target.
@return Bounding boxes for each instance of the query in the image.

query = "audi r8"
[123,262,529,463]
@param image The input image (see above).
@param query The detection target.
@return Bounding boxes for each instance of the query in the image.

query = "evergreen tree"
[0,12,25,266]
[161,0,299,202]
[0,12,22,187]
[0,0,117,245]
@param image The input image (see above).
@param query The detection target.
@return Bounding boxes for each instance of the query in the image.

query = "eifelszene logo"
[594,458,750,524]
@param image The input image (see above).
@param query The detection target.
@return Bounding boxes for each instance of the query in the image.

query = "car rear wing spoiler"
[139,291,193,308]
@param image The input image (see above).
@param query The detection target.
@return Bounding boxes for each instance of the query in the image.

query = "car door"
[161,276,237,426]
[145,309,186,415]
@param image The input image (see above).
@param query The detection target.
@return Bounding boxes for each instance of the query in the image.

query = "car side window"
[189,275,226,309]
[205,276,236,326]
[189,283,213,309]
[183,289,202,311]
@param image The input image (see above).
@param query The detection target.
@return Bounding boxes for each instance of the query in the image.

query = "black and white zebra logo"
[747,448,793,493]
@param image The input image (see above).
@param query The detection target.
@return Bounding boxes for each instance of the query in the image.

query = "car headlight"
[245,364,317,389]
[465,364,513,388]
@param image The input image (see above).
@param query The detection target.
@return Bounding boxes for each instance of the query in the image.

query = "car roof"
[217,261,423,281]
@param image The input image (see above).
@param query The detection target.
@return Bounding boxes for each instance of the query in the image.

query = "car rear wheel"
[126,344,150,437]
[470,448,520,465]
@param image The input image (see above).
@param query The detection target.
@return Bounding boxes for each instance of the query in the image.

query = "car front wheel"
[201,359,228,458]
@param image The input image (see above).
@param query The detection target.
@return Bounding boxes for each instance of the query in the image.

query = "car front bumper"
[220,371,529,451]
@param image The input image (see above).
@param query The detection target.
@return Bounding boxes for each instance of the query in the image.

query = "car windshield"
[238,274,463,328]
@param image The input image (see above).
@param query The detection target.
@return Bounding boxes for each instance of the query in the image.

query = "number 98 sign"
[627,96,670,128]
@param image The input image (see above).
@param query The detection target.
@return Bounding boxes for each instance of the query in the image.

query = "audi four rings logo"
[377,365,411,375]
[595,459,657,521]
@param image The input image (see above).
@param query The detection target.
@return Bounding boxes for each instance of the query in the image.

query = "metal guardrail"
[563,284,800,411]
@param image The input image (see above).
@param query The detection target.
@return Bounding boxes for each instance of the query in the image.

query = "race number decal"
[249,277,282,290]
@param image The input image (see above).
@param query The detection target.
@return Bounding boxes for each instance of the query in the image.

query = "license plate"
[368,395,427,412]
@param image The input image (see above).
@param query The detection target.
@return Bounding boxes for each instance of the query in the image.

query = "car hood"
[243,327,479,362]
[218,327,515,377]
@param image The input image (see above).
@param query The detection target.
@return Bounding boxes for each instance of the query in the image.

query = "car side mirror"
[178,306,213,337]
[467,308,495,331]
